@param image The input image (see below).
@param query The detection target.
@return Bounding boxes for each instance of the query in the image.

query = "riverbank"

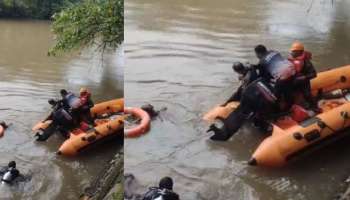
[336,177,350,200]
[80,149,124,200]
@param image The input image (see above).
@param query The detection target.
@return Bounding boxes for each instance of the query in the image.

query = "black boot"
[208,124,232,141]
[207,108,249,141]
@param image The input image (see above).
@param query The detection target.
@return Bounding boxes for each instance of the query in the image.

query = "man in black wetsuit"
[222,62,259,106]
[208,45,296,141]
[142,177,179,200]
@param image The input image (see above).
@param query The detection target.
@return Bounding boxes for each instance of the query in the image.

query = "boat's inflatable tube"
[32,120,53,132]
[58,115,124,156]
[203,102,239,123]
[124,107,151,138]
[90,99,124,118]
[249,99,350,167]
[57,98,124,156]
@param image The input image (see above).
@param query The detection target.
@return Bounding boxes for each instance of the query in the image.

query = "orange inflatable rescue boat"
[204,65,350,167]
[58,98,124,156]
[34,99,124,156]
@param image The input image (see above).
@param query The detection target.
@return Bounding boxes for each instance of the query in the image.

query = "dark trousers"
[79,108,94,125]
[294,80,316,108]
[222,80,277,136]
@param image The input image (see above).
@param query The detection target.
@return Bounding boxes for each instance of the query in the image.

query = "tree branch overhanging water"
[48,0,124,56]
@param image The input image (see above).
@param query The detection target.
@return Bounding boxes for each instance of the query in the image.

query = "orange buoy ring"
[0,122,8,138]
[0,126,4,138]
[124,107,151,138]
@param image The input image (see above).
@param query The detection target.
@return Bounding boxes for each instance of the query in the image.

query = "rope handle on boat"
[317,120,336,133]
[314,111,350,136]
[341,111,350,129]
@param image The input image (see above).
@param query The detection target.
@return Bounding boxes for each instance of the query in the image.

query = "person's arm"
[43,113,53,121]
[294,60,316,83]
[88,98,94,108]
[303,60,317,79]
[222,86,242,106]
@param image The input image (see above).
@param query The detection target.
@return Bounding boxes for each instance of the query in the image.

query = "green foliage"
[49,0,123,56]
[112,183,123,200]
[0,0,79,19]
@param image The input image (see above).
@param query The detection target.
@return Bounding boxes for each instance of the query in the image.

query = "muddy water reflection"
[0,20,122,199]
[125,0,350,199]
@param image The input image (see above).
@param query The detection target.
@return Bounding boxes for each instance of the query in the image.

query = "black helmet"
[254,44,267,54]
[141,104,156,116]
[8,161,16,168]
[159,176,173,190]
[254,45,268,59]
[232,62,245,74]
[60,89,68,97]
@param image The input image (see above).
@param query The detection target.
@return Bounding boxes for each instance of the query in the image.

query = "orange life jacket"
[288,51,312,74]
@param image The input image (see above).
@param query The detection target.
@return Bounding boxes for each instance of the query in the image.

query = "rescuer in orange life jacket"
[288,42,318,110]
[78,87,95,126]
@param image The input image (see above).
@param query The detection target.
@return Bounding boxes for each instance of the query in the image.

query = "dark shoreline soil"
[80,149,124,200]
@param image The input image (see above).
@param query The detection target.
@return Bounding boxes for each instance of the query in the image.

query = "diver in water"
[141,104,159,118]
[142,177,179,200]
[0,161,26,185]
[141,104,167,121]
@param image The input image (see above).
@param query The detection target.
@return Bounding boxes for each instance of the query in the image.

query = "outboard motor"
[2,169,14,184]
[52,108,74,127]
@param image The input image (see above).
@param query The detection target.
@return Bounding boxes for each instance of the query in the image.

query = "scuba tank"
[322,89,350,99]
[1,168,16,184]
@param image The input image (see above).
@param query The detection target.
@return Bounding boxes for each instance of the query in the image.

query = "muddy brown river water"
[0,20,122,199]
[125,0,350,199]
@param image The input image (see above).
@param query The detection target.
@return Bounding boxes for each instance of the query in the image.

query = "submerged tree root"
[80,150,124,200]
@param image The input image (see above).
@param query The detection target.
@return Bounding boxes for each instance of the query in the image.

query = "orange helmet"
[80,87,88,94]
[290,41,304,52]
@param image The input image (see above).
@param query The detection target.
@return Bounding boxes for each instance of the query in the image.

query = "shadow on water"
[125,0,350,199]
